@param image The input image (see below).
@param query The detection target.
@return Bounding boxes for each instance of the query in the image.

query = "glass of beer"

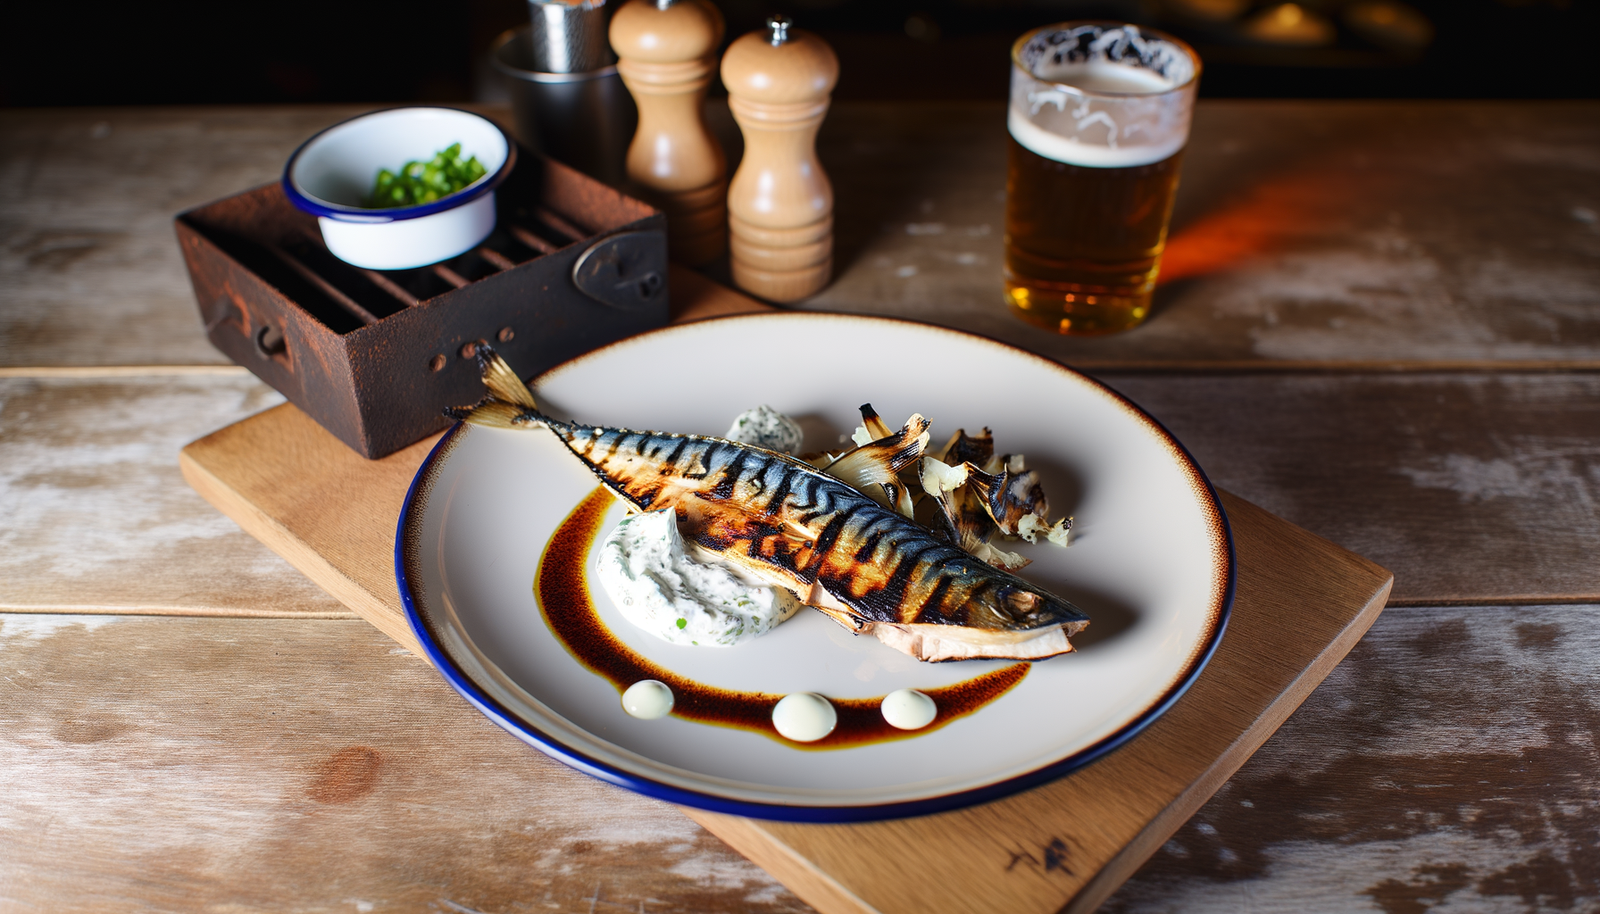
[1005,23,1200,335]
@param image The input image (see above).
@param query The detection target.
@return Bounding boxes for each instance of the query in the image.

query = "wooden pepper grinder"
[609,0,727,266]
[721,16,838,302]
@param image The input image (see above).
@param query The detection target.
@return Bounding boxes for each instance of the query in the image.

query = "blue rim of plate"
[394,312,1235,823]
[282,106,516,224]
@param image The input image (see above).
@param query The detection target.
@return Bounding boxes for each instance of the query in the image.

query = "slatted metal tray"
[175,152,669,458]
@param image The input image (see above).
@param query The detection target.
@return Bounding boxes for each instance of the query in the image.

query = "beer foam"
[1008,108,1185,168]
[1034,61,1177,94]
[1017,25,1198,89]
[1009,27,1195,169]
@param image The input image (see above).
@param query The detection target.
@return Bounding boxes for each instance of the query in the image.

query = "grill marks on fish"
[452,347,1089,661]
[552,423,1069,635]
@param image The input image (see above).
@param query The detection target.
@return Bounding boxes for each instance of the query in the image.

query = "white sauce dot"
[622,680,674,720]
[881,689,937,730]
[772,692,837,742]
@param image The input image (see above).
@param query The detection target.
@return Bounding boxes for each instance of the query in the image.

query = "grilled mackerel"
[450,348,1089,662]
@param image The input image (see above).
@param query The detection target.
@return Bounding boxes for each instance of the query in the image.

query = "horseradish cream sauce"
[597,406,806,649]
[723,404,804,454]
[881,688,937,730]
[772,693,838,742]
[596,508,800,647]
[621,679,674,719]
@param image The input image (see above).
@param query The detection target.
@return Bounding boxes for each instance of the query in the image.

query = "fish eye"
[1003,590,1043,616]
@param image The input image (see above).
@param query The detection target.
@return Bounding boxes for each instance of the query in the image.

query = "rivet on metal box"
[173,109,669,460]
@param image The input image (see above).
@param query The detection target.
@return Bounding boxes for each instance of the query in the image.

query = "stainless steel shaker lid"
[528,0,616,73]
[766,15,793,46]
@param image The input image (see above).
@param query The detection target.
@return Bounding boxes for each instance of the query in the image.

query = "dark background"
[3,0,1596,106]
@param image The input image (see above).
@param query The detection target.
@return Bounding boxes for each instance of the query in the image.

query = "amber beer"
[1005,142,1183,334]
[1004,24,1199,335]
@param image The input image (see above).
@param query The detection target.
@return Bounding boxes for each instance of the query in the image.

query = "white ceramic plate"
[397,313,1232,821]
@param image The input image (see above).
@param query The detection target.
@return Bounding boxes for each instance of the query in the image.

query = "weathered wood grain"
[5,605,1588,913]
[1107,371,1600,604]
[808,101,1600,367]
[0,373,349,616]
[1105,603,1600,914]
[181,402,435,648]
[5,103,1597,369]
[0,613,810,913]
[0,106,369,368]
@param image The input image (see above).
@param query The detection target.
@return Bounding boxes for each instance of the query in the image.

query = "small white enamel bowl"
[283,107,516,270]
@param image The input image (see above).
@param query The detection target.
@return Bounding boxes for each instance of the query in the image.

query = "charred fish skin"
[448,348,1090,660]
[561,427,1085,635]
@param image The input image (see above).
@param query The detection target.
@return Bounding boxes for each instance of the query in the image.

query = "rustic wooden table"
[2,101,1597,912]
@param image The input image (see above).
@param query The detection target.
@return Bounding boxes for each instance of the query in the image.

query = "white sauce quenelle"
[723,405,804,454]
[772,692,837,742]
[621,680,674,720]
[597,508,801,647]
[881,688,937,730]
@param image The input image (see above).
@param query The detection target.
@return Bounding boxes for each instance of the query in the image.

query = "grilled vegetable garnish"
[920,422,1075,567]
[826,404,924,519]
[448,348,1090,662]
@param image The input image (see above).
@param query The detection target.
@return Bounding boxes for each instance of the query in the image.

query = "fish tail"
[443,345,549,431]
[445,398,530,429]
[476,345,539,409]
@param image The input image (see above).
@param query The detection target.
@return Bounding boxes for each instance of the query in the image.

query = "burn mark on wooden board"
[1515,621,1564,651]
[0,615,813,913]
[1003,837,1074,878]
[1102,604,1600,914]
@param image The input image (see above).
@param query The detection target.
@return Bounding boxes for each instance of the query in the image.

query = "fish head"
[966,582,1090,635]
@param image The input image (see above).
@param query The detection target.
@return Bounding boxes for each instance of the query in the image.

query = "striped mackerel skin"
[542,418,1088,636]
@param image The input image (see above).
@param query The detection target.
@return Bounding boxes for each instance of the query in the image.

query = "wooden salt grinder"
[609,0,727,266]
[721,16,838,302]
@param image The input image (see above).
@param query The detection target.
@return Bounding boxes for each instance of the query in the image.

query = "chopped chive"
[367,143,488,208]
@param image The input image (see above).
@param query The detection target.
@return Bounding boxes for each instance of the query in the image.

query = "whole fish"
[449,348,1089,662]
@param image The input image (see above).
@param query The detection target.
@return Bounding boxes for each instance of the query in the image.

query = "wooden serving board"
[179,268,1392,914]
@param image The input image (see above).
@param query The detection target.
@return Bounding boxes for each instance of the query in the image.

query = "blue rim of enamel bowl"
[393,313,1236,823]
[282,106,516,224]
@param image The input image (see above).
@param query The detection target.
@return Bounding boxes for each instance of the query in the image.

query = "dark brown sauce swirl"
[536,487,1030,750]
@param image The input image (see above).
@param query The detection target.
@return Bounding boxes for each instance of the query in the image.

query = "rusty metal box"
[175,151,668,459]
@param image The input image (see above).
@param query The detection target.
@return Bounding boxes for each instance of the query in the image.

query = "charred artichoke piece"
[919,456,1029,571]
[821,411,929,517]
[832,404,924,517]
[823,412,1076,568]
[964,458,1049,538]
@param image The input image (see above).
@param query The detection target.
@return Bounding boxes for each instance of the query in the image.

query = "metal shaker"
[492,0,637,186]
